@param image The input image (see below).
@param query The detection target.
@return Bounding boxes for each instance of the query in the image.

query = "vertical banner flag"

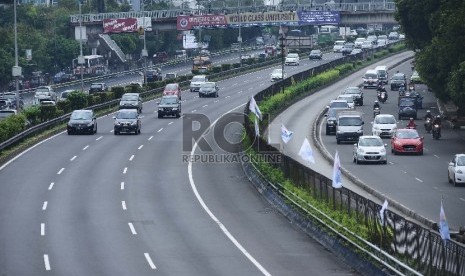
[298,138,315,164]
[439,200,451,241]
[379,199,388,225]
[249,97,262,120]
[254,117,260,137]
[280,124,293,144]
[332,151,342,188]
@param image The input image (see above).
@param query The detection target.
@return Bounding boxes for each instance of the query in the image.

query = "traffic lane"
[190,124,358,275]
[320,62,465,228]
[267,51,415,195]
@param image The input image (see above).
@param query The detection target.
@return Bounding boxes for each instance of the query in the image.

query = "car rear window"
[165,84,178,90]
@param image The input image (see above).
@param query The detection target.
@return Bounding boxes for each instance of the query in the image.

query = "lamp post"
[237,0,242,66]
[141,0,148,85]
[279,28,285,93]
[12,0,21,111]
[78,1,85,94]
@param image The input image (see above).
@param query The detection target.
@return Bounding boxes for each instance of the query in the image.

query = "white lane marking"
[123,167,128,174]
[415,178,423,183]
[168,121,173,125]
[42,201,48,211]
[202,105,208,108]
[122,201,127,210]
[138,145,144,150]
[110,130,114,133]
[214,100,219,103]
[157,128,163,133]
[388,162,394,165]
[121,182,125,190]
[48,182,55,190]
[70,156,77,161]
[128,223,137,235]
[83,145,89,150]
[44,254,51,271]
[225,95,231,98]
[192,109,197,112]
[188,103,271,276]
[459,198,465,202]
[96,136,103,141]
[148,136,153,141]
[57,168,65,175]
[41,223,45,236]
[434,154,439,158]
[401,170,407,174]
[129,155,134,161]
[144,253,157,270]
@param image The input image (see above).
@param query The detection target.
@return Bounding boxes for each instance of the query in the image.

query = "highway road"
[0,51,360,274]
[271,51,465,230]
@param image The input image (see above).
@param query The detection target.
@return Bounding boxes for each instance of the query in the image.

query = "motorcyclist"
[424,110,433,121]
[432,115,442,126]
[373,100,380,110]
[406,118,417,129]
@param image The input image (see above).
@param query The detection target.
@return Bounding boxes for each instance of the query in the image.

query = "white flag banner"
[379,199,388,225]
[249,96,263,120]
[439,200,451,241]
[298,138,315,164]
[332,151,343,188]
[280,124,293,144]
[254,117,259,137]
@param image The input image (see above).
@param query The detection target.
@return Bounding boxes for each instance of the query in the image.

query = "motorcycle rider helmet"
[374,100,378,103]
[426,110,431,114]
[436,115,441,119]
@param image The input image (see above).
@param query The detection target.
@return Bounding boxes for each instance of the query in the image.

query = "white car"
[333,40,345,52]
[354,38,366,48]
[377,39,387,47]
[190,75,208,92]
[361,40,374,50]
[353,135,387,164]
[337,94,355,109]
[270,69,286,82]
[372,114,397,138]
[448,154,465,186]
[284,53,300,66]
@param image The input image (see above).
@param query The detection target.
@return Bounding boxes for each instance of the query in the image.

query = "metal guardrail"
[70,2,396,23]
[243,44,465,276]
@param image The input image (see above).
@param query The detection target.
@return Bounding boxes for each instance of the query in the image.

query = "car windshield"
[70,111,92,120]
[2,94,16,100]
[339,117,363,126]
[273,69,283,74]
[165,84,178,90]
[330,101,348,108]
[201,83,215,89]
[160,97,178,105]
[91,84,102,88]
[375,116,396,124]
[344,87,360,94]
[365,73,377,79]
[122,95,138,101]
[310,50,320,54]
[287,53,298,58]
[116,111,137,119]
[399,99,415,106]
[192,76,205,82]
[359,138,383,147]
[338,96,353,103]
[396,130,419,139]
[457,156,465,166]
[392,75,404,80]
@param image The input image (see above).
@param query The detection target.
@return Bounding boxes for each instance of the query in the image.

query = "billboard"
[298,11,340,25]
[103,18,138,33]
[177,15,228,31]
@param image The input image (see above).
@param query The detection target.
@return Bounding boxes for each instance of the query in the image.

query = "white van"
[333,40,346,53]
[375,65,388,84]
[175,50,187,61]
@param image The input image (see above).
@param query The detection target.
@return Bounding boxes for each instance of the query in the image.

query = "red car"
[391,128,424,155]
[163,83,181,100]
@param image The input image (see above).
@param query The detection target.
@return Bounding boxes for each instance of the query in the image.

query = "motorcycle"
[424,118,432,133]
[378,91,388,103]
[398,86,406,97]
[432,124,441,139]
[373,107,381,118]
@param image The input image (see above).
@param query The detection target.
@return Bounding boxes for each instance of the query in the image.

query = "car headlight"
[373,126,380,131]
[158,108,163,111]
[357,148,365,154]
[327,121,335,125]
[172,107,178,110]
[456,169,463,174]
[87,122,93,126]
[380,148,386,154]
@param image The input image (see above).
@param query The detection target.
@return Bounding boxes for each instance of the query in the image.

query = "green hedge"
[0,114,28,142]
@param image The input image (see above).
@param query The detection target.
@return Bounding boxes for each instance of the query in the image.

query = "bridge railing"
[70,2,396,23]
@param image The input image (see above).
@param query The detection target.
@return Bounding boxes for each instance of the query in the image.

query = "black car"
[341,43,354,56]
[157,95,181,118]
[113,109,141,135]
[119,93,143,113]
[308,49,323,60]
[342,86,364,106]
[67,110,97,135]
[390,73,407,91]
[325,107,349,135]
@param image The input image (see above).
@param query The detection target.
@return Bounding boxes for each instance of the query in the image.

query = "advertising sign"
[26,49,32,61]
[297,11,340,25]
[227,11,298,25]
[103,18,138,33]
[177,15,228,31]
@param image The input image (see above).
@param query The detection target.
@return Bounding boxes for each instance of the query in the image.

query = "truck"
[336,111,364,144]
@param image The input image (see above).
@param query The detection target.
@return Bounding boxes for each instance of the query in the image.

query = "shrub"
[111,86,125,99]
[22,105,41,125]
[56,99,71,114]
[39,105,59,122]
[67,91,88,110]
[221,63,232,71]
[212,65,222,73]
[232,63,241,68]
[191,69,199,75]
[0,114,26,142]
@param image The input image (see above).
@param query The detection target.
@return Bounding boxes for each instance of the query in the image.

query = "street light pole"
[78,2,84,94]
[141,0,148,85]
[238,0,242,66]
[13,0,21,111]
[279,27,285,93]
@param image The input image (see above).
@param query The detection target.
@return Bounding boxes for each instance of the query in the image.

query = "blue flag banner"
[298,11,340,25]
[439,200,451,241]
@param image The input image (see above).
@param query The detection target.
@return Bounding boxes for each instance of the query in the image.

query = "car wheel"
[114,131,118,135]
[336,139,340,144]
[448,173,452,184]
[383,160,388,164]
[176,112,180,118]
[216,92,219,98]
[393,149,397,155]
[67,130,72,135]
[158,113,162,119]
[353,156,356,163]
[93,124,97,134]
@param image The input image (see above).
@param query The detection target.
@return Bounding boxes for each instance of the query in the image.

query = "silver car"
[353,135,387,164]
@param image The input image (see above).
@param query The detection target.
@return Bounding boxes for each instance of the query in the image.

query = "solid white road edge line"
[187,103,271,276]
[144,253,157,269]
